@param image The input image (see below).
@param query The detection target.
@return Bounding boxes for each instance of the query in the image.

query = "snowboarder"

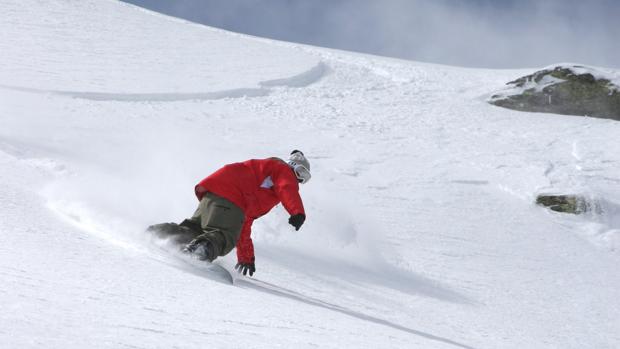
[148,150,310,277]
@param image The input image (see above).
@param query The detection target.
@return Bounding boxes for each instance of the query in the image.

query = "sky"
[121,0,620,69]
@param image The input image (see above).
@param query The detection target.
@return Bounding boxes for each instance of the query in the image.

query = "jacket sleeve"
[236,218,255,264]
[272,164,305,216]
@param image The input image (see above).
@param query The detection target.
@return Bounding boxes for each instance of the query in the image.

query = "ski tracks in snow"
[3,3,620,345]
[0,62,328,102]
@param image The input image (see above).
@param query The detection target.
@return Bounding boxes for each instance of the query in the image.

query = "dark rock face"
[536,194,601,214]
[490,65,620,120]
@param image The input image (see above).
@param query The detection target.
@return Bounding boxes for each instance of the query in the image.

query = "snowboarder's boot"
[183,237,215,262]
[146,222,199,245]
[147,222,183,238]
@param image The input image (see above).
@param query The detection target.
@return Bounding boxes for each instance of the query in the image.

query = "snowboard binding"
[182,238,215,262]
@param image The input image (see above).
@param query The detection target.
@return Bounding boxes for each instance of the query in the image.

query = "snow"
[1,1,620,348]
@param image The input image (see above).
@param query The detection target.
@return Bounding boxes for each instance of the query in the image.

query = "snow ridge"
[0,62,328,102]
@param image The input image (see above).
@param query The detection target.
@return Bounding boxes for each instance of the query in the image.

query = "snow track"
[0,62,328,102]
[1,0,619,348]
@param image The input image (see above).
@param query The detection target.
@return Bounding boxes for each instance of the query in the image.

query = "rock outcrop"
[490,65,620,120]
[536,194,601,214]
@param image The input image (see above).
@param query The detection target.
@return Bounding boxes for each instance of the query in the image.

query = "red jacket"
[194,158,305,263]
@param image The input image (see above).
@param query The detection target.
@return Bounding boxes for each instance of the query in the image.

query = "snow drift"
[1,1,619,348]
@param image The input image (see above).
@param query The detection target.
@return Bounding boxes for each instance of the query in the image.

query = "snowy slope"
[1,1,619,348]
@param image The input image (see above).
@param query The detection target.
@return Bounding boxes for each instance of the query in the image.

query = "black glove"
[288,213,306,231]
[235,259,256,277]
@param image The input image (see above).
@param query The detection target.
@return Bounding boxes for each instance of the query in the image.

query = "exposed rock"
[490,65,620,120]
[536,194,601,214]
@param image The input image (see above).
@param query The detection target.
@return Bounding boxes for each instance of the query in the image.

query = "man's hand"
[288,213,306,231]
[235,261,256,277]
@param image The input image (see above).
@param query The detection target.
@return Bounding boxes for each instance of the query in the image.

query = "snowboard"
[146,222,233,284]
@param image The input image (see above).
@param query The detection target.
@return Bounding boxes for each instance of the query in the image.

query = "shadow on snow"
[236,277,477,349]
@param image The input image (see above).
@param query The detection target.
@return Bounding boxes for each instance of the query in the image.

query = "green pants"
[188,192,245,259]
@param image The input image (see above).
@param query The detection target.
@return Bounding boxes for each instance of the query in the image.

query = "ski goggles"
[291,163,311,184]
[289,151,311,184]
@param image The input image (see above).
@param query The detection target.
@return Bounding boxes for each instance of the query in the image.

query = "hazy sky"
[122,0,619,69]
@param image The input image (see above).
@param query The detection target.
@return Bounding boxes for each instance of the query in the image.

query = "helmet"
[288,150,311,184]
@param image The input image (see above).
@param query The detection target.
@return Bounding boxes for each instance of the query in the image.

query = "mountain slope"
[1,1,619,348]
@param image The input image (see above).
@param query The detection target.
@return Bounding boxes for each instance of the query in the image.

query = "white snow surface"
[1,1,620,348]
